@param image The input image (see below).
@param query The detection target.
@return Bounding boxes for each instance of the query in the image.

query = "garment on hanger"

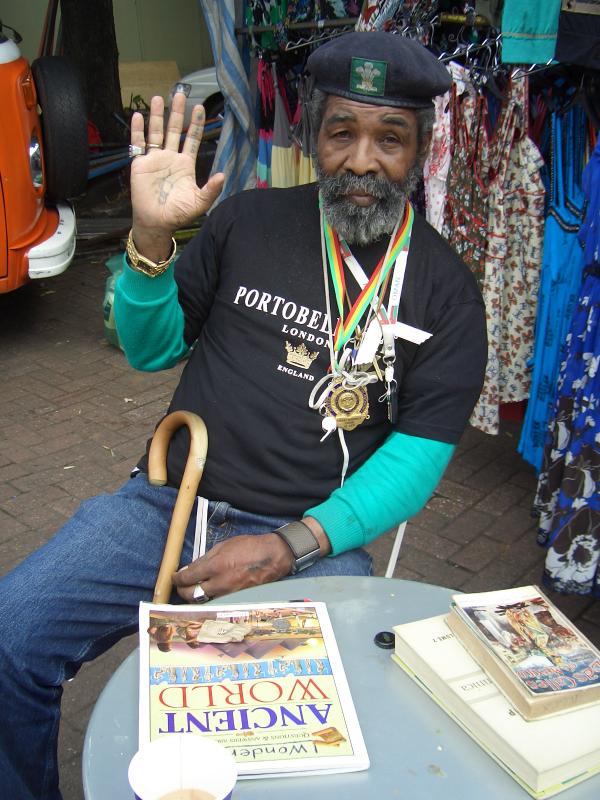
[271,66,297,187]
[500,0,562,65]
[555,1,600,70]
[272,65,319,187]
[292,76,316,185]
[442,86,489,288]
[518,107,587,470]
[534,262,600,597]
[423,62,470,233]
[470,80,522,434]
[355,0,403,30]
[578,137,600,262]
[534,139,600,595]
[256,58,275,188]
[498,79,546,406]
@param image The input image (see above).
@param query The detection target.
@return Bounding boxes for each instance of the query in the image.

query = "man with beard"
[113,33,487,602]
[0,33,486,798]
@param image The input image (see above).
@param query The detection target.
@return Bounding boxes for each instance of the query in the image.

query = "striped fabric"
[198,0,257,203]
[355,0,403,30]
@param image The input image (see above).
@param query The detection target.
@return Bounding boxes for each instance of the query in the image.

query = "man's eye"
[382,135,400,145]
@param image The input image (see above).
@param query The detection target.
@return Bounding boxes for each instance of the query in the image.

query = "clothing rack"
[561,0,600,13]
[511,59,558,80]
[236,17,358,35]
[438,33,502,64]
[283,26,355,52]
[439,12,491,28]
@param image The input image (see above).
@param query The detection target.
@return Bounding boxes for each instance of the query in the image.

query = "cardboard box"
[118,60,180,108]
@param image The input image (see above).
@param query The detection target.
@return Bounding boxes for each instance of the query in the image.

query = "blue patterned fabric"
[579,140,600,264]
[534,264,600,596]
[518,109,586,471]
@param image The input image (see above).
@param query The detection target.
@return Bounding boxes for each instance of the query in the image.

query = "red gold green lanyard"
[322,201,414,355]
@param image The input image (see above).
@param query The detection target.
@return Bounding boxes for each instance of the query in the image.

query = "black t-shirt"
[139,183,486,516]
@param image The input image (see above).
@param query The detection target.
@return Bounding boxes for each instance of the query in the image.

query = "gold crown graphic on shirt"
[285,341,319,369]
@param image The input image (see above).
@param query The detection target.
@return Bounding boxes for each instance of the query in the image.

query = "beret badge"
[350,57,387,97]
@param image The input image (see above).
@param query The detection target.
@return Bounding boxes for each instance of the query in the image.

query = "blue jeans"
[0,474,371,799]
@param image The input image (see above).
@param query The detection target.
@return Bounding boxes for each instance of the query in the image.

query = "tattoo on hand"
[248,558,271,572]
[155,172,174,206]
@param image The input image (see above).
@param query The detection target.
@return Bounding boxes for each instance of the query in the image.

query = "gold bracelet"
[125,229,177,277]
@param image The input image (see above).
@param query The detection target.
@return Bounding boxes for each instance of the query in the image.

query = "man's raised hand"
[129,92,225,262]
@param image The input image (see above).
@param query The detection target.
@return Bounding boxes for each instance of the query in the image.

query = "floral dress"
[424,63,470,234]
[534,264,600,596]
[442,87,489,288]
[534,138,600,597]
[470,80,545,434]
[469,90,519,434]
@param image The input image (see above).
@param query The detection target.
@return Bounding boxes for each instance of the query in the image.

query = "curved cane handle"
[148,410,208,603]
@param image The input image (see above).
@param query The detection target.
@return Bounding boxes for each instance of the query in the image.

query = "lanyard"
[322,201,414,356]
[340,228,410,328]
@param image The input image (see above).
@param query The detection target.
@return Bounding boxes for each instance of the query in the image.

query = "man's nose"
[344,138,379,175]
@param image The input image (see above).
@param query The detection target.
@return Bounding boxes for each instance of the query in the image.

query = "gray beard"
[315,161,421,245]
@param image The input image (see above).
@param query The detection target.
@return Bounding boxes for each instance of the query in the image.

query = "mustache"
[317,171,394,200]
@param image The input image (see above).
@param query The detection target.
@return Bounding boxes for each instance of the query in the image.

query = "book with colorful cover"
[392,614,600,799]
[138,601,369,778]
[447,585,600,720]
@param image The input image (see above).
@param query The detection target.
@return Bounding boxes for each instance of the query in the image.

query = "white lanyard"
[342,247,432,366]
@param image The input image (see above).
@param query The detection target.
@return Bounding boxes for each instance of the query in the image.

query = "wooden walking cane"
[147,410,208,603]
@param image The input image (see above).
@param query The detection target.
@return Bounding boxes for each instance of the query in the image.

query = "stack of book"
[391,585,600,799]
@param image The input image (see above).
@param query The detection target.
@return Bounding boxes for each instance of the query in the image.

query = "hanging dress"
[256,58,275,188]
[270,66,297,188]
[534,138,600,596]
[534,264,600,596]
[499,80,546,406]
[424,63,470,234]
[442,87,490,289]
[469,88,521,434]
[518,108,587,470]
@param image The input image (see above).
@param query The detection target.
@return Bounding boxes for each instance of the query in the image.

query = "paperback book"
[447,585,600,720]
[392,614,600,798]
[138,601,369,779]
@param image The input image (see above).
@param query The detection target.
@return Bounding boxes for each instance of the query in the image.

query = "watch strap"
[275,520,321,575]
[126,229,177,277]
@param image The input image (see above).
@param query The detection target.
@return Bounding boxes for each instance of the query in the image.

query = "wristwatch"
[125,229,177,277]
[275,520,322,575]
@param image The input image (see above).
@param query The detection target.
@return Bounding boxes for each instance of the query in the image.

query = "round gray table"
[82,576,600,799]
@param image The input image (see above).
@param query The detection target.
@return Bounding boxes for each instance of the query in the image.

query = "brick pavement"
[0,244,598,799]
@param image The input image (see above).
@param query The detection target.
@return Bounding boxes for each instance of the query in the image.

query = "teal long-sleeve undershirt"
[306,432,454,554]
[114,257,455,553]
[114,255,188,371]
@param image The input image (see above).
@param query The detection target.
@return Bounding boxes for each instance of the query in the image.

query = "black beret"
[306,31,451,109]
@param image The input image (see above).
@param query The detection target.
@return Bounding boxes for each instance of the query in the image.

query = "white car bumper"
[27,202,77,279]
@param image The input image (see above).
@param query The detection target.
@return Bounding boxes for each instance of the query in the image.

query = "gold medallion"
[324,379,369,431]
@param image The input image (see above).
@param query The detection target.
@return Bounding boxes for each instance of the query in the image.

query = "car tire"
[31,56,89,202]
[203,93,224,122]
[195,94,222,188]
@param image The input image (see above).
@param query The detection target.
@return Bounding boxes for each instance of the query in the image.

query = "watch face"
[276,522,321,574]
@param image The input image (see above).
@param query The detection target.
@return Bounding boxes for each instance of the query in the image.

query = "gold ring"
[146,143,162,150]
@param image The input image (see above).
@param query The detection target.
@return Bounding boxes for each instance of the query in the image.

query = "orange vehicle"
[0,22,88,293]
